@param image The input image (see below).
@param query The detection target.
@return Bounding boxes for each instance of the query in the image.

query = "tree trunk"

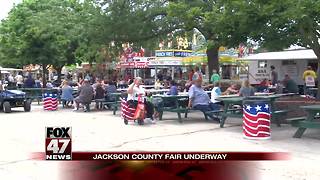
[55,66,63,84]
[42,64,47,88]
[206,46,220,81]
[317,60,320,100]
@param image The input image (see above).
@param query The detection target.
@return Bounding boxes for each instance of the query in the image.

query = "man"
[73,79,94,111]
[303,66,317,95]
[282,74,298,93]
[188,78,220,122]
[270,65,278,85]
[210,70,220,83]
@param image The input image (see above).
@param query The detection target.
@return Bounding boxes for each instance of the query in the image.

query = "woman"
[239,80,255,97]
[94,81,105,110]
[167,80,178,95]
[61,80,74,108]
[127,77,155,122]
[223,84,239,95]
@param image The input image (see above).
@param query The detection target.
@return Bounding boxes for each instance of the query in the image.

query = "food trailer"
[242,49,318,85]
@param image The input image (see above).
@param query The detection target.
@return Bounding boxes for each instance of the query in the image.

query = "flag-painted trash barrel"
[242,99,271,140]
[43,93,58,111]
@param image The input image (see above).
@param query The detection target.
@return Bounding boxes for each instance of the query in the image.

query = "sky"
[0,0,22,20]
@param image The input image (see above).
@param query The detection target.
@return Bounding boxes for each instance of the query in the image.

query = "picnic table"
[216,96,244,128]
[292,105,320,138]
[18,88,60,104]
[153,94,189,122]
[217,93,296,128]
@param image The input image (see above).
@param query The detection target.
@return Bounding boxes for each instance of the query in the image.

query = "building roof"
[241,49,317,61]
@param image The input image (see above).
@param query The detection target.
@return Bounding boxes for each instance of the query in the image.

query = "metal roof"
[241,49,317,61]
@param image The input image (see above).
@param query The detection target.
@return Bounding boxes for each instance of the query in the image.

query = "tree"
[0,0,91,86]
[167,0,254,78]
[245,0,320,98]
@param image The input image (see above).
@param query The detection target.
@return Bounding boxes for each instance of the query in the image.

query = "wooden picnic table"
[292,105,320,138]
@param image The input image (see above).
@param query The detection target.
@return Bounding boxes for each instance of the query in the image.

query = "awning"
[241,49,317,61]
[116,61,149,69]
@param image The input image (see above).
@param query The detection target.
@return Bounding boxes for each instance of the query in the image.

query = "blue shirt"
[61,86,74,101]
[188,84,210,107]
[167,85,178,95]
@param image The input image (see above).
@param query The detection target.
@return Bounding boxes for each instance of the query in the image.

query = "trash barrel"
[242,99,271,139]
[43,92,58,111]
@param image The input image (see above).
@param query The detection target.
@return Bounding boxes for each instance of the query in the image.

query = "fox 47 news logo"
[45,127,72,160]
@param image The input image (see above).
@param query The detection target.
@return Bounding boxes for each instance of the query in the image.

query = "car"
[0,89,32,113]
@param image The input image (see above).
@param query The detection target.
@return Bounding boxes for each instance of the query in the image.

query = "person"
[257,78,270,92]
[239,80,255,97]
[15,72,24,88]
[210,70,220,84]
[94,81,105,110]
[188,78,220,122]
[167,80,178,95]
[154,79,162,90]
[192,66,203,82]
[223,84,239,95]
[282,74,298,93]
[61,80,74,108]
[270,65,278,85]
[303,66,317,95]
[0,79,3,91]
[127,77,155,122]
[105,81,117,108]
[24,74,35,88]
[73,79,94,111]
[46,81,54,88]
[188,69,194,81]
[211,81,223,106]
[157,71,163,81]
[8,74,15,87]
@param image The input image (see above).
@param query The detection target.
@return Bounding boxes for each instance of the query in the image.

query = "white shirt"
[15,75,23,84]
[127,85,145,101]
[211,87,222,103]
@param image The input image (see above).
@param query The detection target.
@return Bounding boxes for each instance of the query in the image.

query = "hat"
[84,79,89,82]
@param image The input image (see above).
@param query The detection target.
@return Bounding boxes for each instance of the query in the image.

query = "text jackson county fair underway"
[92,153,227,160]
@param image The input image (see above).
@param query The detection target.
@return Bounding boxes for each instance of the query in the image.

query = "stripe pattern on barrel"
[120,98,135,121]
[243,103,270,138]
[43,93,58,111]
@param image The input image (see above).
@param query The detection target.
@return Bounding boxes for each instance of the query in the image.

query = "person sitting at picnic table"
[239,80,255,97]
[211,81,223,106]
[127,77,155,122]
[282,74,298,93]
[154,79,162,90]
[105,80,117,109]
[257,78,270,92]
[188,78,221,122]
[94,81,105,110]
[223,84,239,95]
[73,79,94,111]
[24,74,35,88]
[61,80,74,108]
[167,80,178,95]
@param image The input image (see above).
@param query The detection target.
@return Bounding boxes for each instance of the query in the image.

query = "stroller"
[120,97,145,125]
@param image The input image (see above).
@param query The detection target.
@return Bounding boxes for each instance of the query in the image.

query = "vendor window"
[258,61,267,68]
